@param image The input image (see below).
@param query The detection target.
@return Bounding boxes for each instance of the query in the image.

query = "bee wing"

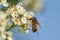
[36,30,40,37]
[38,23,41,29]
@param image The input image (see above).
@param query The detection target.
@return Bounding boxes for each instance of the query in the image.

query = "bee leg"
[25,28,32,31]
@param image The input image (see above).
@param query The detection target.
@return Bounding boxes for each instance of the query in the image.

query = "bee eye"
[28,18,32,20]
[29,18,31,20]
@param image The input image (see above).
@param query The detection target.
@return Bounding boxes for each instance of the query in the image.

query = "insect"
[30,17,40,33]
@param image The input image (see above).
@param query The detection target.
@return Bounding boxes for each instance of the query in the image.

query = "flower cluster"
[0,0,41,40]
[6,3,34,34]
[0,2,35,40]
[0,11,13,40]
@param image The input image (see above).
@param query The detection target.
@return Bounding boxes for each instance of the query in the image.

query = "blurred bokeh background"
[11,0,60,40]
[0,0,60,40]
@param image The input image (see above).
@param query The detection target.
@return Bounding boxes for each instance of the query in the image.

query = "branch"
[6,22,15,31]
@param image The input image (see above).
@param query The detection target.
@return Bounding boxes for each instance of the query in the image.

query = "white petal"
[3,3,8,7]
[8,37,13,40]
[25,30,29,34]
[2,0,7,3]
[21,17,27,24]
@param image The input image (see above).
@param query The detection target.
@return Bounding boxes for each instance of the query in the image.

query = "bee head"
[29,17,36,21]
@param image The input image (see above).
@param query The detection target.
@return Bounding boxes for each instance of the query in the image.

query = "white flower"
[5,3,35,34]
[0,28,13,40]
[0,11,7,28]
[11,5,18,14]
[11,5,25,17]
[0,11,13,40]
[25,29,29,34]
[16,5,26,14]
[12,17,22,25]
[0,11,6,19]
[0,27,6,39]
[0,26,12,40]
[0,27,13,40]
[21,17,27,24]
[0,0,8,7]
[24,11,34,20]
[5,31,13,40]
[11,3,26,15]
[3,2,8,7]
[11,13,19,18]
[18,27,29,34]
[6,37,13,40]
[27,12,34,18]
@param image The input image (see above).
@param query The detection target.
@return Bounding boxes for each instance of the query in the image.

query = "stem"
[6,22,15,31]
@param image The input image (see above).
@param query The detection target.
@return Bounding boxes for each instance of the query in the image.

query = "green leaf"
[6,14,11,19]
[7,0,20,5]
[19,14,24,18]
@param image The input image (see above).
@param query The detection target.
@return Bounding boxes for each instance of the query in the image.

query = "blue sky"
[12,0,60,40]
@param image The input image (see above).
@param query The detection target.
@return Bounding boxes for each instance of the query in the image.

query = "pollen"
[13,18,21,25]
[13,5,17,13]
[14,18,19,23]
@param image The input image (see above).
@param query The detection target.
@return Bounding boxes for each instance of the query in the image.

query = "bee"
[30,17,40,33]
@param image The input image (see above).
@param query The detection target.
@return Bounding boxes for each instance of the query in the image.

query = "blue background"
[12,0,60,40]
[0,0,59,40]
